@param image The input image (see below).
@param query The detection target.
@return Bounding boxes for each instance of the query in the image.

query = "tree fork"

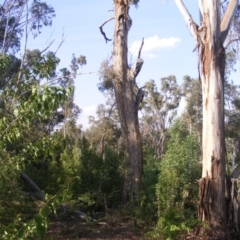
[175,0,239,237]
[98,0,144,203]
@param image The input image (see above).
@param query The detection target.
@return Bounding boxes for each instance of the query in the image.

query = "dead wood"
[21,173,45,201]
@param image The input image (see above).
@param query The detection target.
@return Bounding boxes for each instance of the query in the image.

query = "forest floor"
[45,212,217,240]
[46,216,150,240]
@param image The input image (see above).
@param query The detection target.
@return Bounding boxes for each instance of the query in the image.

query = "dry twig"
[99,17,114,43]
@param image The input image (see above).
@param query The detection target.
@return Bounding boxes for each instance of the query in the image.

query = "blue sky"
[25,0,239,128]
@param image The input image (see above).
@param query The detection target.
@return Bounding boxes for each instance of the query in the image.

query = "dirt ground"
[46,217,149,240]
[45,215,228,240]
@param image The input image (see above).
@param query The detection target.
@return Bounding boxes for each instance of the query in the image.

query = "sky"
[24,0,240,129]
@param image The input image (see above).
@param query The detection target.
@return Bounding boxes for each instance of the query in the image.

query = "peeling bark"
[175,0,239,238]
[199,4,226,233]
[113,0,143,202]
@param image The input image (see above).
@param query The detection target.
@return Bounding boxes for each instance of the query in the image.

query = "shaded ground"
[46,217,149,240]
[45,213,225,240]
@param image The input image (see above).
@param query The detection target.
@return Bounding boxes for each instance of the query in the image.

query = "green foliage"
[1,193,63,240]
[0,32,86,240]
[70,137,123,209]
[141,76,181,159]
[98,59,114,92]
[155,119,201,239]
[181,75,202,137]
[137,147,159,223]
[0,0,55,53]
[151,207,201,240]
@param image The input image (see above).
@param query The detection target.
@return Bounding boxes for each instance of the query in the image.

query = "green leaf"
[14,109,19,117]
[34,214,43,227]
[17,229,25,239]
[32,87,37,95]
[40,205,51,217]
[42,94,47,102]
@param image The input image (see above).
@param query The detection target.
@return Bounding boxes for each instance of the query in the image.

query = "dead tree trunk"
[112,0,144,202]
[175,0,238,237]
[100,0,144,202]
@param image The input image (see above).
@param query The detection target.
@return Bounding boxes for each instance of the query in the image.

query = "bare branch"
[54,31,66,55]
[174,0,198,41]
[220,0,238,43]
[1,5,11,53]
[40,39,55,54]
[107,101,117,118]
[1,0,25,53]
[231,164,240,179]
[137,38,144,59]
[48,71,98,85]
[17,0,29,84]
[225,37,240,48]
[132,38,145,78]
[99,17,114,43]
[5,2,25,52]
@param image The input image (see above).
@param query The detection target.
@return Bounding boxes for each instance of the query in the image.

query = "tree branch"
[174,0,198,41]
[17,0,29,84]
[133,58,144,78]
[198,0,204,22]
[231,164,240,179]
[220,0,238,43]
[99,17,114,43]
[21,173,45,201]
[136,86,146,109]
[132,38,144,78]
[0,112,25,139]
[137,38,144,59]
[225,37,240,48]
[48,71,97,85]
[40,39,55,54]
[54,31,66,55]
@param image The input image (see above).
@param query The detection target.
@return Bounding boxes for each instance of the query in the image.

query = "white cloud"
[147,53,158,59]
[82,105,97,116]
[130,35,181,57]
[78,105,97,129]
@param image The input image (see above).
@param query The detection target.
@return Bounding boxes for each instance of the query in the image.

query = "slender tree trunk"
[113,0,143,202]
[100,132,106,161]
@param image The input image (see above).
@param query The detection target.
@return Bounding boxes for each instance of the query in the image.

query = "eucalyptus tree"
[0,0,55,54]
[100,0,144,202]
[224,49,240,170]
[141,76,181,159]
[174,0,238,236]
[58,54,86,138]
[181,75,202,140]
[225,81,240,168]
[86,101,121,161]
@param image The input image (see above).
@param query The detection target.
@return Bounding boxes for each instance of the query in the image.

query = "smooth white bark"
[220,0,238,42]
[174,0,198,41]
[198,0,204,22]
[175,0,239,233]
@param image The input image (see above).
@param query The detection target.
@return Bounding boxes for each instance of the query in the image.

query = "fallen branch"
[21,173,45,201]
